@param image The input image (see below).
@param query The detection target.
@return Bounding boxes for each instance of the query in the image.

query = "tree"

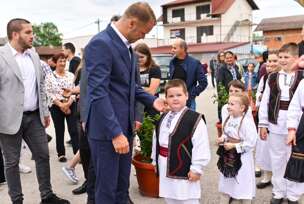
[33,22,62,47]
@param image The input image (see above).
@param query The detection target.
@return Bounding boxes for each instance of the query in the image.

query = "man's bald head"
[171,38,188,59]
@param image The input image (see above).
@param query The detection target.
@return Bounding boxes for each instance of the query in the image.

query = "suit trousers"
[50,103,79,157]
[89,138,132,204]
[0,111,53,202]
[0,146,5,183]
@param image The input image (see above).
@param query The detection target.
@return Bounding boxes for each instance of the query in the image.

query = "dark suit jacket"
[217,63,241,91]
[79,66,88,123]
[84,25,155,141]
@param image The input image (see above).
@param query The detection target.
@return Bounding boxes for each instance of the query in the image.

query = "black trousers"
[0,146,5,183]
[50,103,79,157]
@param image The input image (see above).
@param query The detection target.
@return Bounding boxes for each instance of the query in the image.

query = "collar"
[111,23,130,49]
[8,42,31,57]
[169,106,188,115]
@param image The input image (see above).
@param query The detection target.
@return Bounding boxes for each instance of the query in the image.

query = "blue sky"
[0,0,303,38]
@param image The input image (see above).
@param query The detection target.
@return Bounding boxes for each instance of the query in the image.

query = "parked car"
[152,54,171,92]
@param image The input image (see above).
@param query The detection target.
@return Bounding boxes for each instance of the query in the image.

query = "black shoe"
[66,140,72,146]
[255,170,262,177]
[72,181,87,195]
[40,194,70,204]
[287,200,299,204]
[256,181,271,189]
[58,156,67,163]
[270,197,283,204]
[128,195,134,204]
[47,134,52,143]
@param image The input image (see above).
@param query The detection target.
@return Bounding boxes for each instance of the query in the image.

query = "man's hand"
[112,134,129,154]
[188,170,201,182]
[153,98,167,112]
[259,127,268,140]
[44,116,50,128]
[286,129,297,146]
[134,121,142,131]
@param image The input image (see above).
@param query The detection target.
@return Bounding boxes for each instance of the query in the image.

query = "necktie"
[166,112,178,129]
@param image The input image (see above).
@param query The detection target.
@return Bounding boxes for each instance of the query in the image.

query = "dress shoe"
[287,199,299,204]
[41,194,70,204]
[128,195,134,204]
[270,197,283,204]
[256,181,271,189]
[72,181,87,195]
[255,170,261,177]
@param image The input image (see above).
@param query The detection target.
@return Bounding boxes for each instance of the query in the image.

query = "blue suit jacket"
[84,25,156,141]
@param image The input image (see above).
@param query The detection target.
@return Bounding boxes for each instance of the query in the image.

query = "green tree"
[33,22,62,47]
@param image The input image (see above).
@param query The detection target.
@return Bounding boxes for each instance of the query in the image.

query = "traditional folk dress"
[259,70,304,201]
[285,79,304,186]
[151,107,210,204]
[255,74,272,171]
[218,114,257,200]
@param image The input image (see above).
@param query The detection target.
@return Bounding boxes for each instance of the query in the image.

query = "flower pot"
[132,154,159,197]
[216,121,222,138]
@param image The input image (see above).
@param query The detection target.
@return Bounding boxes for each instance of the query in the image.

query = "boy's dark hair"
[63,42,76,54]
[165,79,187,97]
[228,80,245,91]
[7,18,30,40]
[224,50,234,57]
[279,42,299,57]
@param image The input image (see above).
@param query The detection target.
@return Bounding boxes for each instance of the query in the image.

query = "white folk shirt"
[259,70,295,134]
[287,79,304,129]
[9,43,38,111]
[151,107,211,200]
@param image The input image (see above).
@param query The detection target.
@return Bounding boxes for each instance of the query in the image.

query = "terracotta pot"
[216,121,222,138]
[132,154,159,197]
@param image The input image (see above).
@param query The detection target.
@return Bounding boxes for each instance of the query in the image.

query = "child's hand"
[188,170,200,182]
[224,142,235,150]
[217,136,225,144]
[259,127,268,140]
[286,129,296,146]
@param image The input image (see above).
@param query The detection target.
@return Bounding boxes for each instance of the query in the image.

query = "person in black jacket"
[216,51,241,122]
[63,42,81,74]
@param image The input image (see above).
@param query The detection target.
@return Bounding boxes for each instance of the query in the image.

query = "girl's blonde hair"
[223,93,250,134]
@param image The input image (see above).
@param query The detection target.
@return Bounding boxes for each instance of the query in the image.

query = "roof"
[255,15,304,32]
[150,42,249,54]
[162,0,258,13]
[35,46,62,56]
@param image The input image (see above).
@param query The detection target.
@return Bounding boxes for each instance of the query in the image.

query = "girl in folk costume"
[217,93,257,204]
[258,43,304,204]
[255,52,280,189]
[151,79,211,204]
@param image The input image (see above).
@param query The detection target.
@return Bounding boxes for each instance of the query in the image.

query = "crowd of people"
[1,1,304,204]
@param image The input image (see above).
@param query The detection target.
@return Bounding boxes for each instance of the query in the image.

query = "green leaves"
[137,114,160,162]
[33,22,62,47]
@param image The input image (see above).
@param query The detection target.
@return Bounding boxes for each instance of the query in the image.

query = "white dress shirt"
[111,23,132,58]
[9,43,38,111]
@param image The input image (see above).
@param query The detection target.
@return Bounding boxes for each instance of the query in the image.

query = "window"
[274,36,282,41]
[197,26,213,43]
[170,28,185,39]
[196,5,210,20]
[172,8,185,22]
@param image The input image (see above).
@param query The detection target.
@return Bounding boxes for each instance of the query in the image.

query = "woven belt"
[159,146,168,157]
[279,100,290,110]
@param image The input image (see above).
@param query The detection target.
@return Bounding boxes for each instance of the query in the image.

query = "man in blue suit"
[84,2,165,204]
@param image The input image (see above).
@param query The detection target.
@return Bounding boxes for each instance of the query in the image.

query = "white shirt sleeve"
[287,79,304,129]
[151,130,157,166]
[256,76,265,107]
[258,78,270,128]
[235,117,258,153]
[190,119,211,175]
[221,104,229,126]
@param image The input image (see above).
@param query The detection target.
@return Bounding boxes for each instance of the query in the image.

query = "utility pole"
[95,18,101,33]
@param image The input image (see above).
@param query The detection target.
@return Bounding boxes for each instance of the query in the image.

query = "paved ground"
[0,77,303,204]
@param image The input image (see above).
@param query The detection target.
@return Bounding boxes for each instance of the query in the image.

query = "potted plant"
[132,114,160,197]
[212,83,229,137]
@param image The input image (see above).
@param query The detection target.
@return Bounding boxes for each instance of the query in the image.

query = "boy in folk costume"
[217,93,257,204]
[255,52,280,189]
[259,43,304,204]
[151,79,210,204]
